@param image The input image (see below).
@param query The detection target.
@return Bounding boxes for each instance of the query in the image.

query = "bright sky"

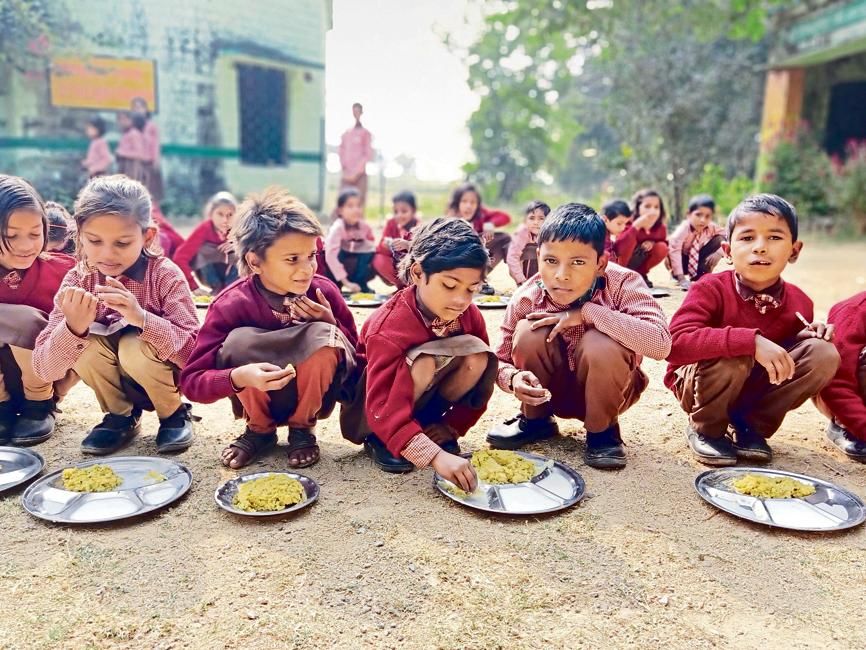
[325,0,482,182]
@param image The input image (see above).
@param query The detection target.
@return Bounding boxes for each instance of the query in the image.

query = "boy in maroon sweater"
[341,218,497,492]
[371,190,418,288]
[180,189,358,469]
[816,292,866,461]
[667,194,840,466]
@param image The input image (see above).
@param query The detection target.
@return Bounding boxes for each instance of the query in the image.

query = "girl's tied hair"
[398,216,489,285]
[232,187,323,277]
[73,174,159,260]
[631,188,667,226]
[45,201,75,246]
[0,174,47,253]
[204,191,238,219]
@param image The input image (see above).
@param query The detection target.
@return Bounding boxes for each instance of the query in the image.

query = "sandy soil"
[1,239,865,650]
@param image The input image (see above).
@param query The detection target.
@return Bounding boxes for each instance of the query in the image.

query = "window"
[237,64,287,165]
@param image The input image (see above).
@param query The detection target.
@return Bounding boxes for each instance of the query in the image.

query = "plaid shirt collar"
[734,274,784,314]
[90,254,148,284]
[253,275,305,312]
[412,287,462,337]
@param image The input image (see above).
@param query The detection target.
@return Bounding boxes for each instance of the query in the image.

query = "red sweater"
[358,286,490,457]
[665,270,813,389]
[153,209,185,259]
[375,217,417,255]
[173,220,225,289]
[180,275,357,403]
[820,292,866,440]
[469,206,511,234]
[632,219,668,244]
[0,253,75,313]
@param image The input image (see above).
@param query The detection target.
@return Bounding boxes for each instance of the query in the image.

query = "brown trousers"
[672,338,840,438]
[237,347,341,432]
[73,331,182,418]
[815,345,866,424]
[0,345,53,402]
[511,320,648,433]
[486,231,512,270]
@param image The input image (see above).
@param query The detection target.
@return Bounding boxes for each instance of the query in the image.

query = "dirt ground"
[1,239,865,650]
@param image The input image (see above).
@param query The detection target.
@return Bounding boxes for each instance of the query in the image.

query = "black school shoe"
[0,401,16,444]
[364,435,413,473]
[730,424,772,463]
[486,414,559,450]
[10,399,56,446]
[81,409,142,455]
[585,424,627,469]
[479,283,496,296]
[156,404,194,453]
[826,421,866,462]
[685,425,737,466]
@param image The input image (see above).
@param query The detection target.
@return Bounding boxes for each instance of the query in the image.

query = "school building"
[760,0,866,158]
[0,0,331,213]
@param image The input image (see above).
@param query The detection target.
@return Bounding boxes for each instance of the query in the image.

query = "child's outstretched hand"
[511,370,552,406]
[796,321,834,342]
[755,334,795,385]
[431,450,477,492]
[96,276,146,328]
[60,286,98,337]
[527,309,583,342]
[291,289,337,326]
[391,238,411,253]
[230,362,295,392]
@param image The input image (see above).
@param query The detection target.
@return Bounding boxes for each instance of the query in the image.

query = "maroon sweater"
[359,286,490,457]
[179,274,357,403]
[173,220,225,290]
[0,253,75,313]
[820,292,866,440]
[665,270,813,389]
[375,217,417,255]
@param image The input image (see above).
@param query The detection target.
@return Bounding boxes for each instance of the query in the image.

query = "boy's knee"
[410,354,437,388]
[580,329,632,367]
[513,319,549,357]
[799,338,841,381]
[117,334,159,370]
[705,355,753,379]
[458,351,489,380]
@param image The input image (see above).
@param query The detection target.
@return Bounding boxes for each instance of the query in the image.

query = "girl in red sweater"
[667,194,839,466]
[0,175,76,445]
[341,218,498,492]
[615,188,669,287]
[372,190,419,288]
[447,183,511,295]
[173,191,239,295]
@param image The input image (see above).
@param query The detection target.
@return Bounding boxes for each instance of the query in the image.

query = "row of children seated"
[0,173,862,495]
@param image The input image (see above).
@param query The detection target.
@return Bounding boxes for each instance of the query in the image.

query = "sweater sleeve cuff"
[401,433,441,468]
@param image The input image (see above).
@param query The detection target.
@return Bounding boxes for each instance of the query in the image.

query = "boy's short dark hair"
[727,193,798,242]
[398,217,489,284]
[392,190,417,211]
[525,200,551,216]
[688,194,716,213]
[87,116,107,137]
[538,203,607,257]
[232,187,323,276]
[601,199,631,220]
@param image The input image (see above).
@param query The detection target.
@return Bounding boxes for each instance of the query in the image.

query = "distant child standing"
[372,190,419,288]
[81,117,113,178]
[0,175,76,446]
[506,200,550,286]
[447,182,511,294]
[173,192,239,295]
[45,202,76,255]
[615,189,669,287]
[600,199,632,264]
[180,189,358,469]
[668,194,726,290]
[341,218,497,491]
[490,204,670,469]
[131,97,164,203]
[33,175,198,455]
[816,292,866,461]
[666,194,839,466]
[324,188,376,293]
[115,111,147,186]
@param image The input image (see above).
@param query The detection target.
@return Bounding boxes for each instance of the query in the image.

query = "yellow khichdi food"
[232,474,305,512]
[350,292,376,301]
[145,470,166,483]
[193,295,212,304]
[731,474,816,499]
[62,465,123,492]
[471,450,537,484]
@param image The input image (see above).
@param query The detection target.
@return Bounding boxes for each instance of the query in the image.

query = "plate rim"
[0,446,46,494]
[694,466,866,531]
[20,455,193,524]
[214,470,320,517]
[433,450,584,515]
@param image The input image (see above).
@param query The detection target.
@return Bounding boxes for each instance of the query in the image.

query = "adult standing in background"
[339,102,373,205]
[131,97,164,204]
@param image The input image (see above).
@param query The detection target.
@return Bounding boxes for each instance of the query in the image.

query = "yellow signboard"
[50,56,157,111]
